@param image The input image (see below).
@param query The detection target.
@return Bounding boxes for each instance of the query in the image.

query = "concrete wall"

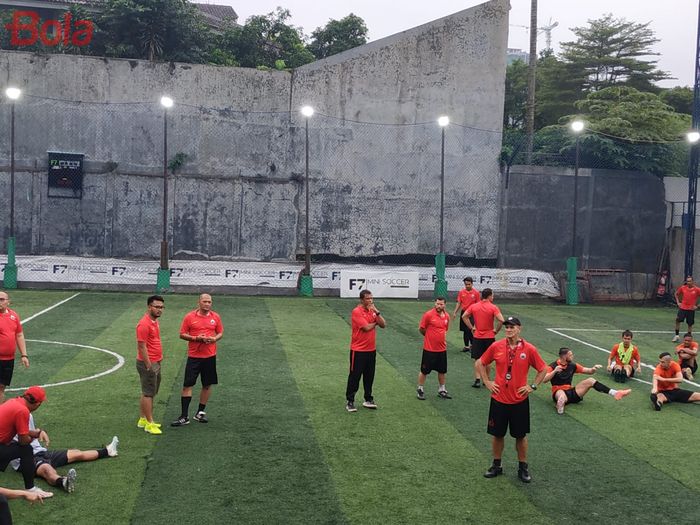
[0,0,509,262]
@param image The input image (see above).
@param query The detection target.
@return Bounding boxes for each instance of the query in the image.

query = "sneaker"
[362,399,378,409]
[144,422,162,435]
[28,487,54,498]
[684,369,694,381]
[106,436,119,457]
[193,411,208,423]
[417,388,425,400]
[518,464,532,483]
[672,335,680,342]
[171,416,190,427]
[438,390,452,399]
[650,394,662,411]
[137,417,148,429]
[614,389,631,401]
[556,396,566,415]
[472,379,481,389]
[462,346,471,353]
[483,464,503,478]
[62,468,77,493]
[345,401,357,413]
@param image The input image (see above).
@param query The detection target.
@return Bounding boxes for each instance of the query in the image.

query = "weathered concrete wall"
[0,0,509,262]
[501,166,666,273]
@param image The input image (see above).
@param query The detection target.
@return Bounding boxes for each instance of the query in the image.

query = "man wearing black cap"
[543,348,630,415]
[475,317,547,483]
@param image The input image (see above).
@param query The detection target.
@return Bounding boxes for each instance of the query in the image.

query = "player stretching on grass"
[543,347,630,415]
[345,290,385,412]
[136,295,165,435]
[650,352,700,410]
[0,291,30,403]
[676,333,698,380]
[417,298,451,400]
[606,330,641,383]
[673,276,700,341]
[463,288,504,388]
[172,294,224,427]
[452,278,480,353]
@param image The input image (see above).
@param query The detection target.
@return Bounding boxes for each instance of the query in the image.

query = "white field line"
[548,328,670,334]
[546,328,700,389]
[21,293,81,324]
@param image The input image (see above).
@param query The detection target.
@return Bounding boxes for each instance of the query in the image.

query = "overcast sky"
[217,0,698,88]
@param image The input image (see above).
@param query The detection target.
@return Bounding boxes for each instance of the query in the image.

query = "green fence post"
[566,256,578,305]
[299,274,313,297]
[3,237,17,289]
[155,268,170,294]
[434,252,448,298]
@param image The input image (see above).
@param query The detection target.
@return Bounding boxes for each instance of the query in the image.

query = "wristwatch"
[530,383,538,390]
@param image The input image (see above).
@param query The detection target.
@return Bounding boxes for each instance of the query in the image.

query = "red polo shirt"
[0,309,22,361]
[0,397,29,445]
[466,300,502,339]
[677,285,700,310]
[480,338,546,404]
[136,314,163,363]
[180,309,224,358]
[350,306,379,351]
[419,308,449,352]
[457,288,481,311]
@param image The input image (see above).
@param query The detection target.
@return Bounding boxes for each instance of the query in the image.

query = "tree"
[660,86,693,115]
[560,14,671,92]
[503,59,528,129]
[307,13,368,59]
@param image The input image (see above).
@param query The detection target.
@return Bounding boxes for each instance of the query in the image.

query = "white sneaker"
[107,436,119,457]
[62,468,77,493]
[672,335,680,342]
[28,486,54,498]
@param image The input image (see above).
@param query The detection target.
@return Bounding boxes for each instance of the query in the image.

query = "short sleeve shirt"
[655,361,682,392]
[0,398,29,445]
[0,309,22,360]
[610,344,640,366]
[180,310,224,358]
[547,359,584,392]
[457,288,481,311]
[351,306,379,351]
[136,314,163,362]
[677,285,700,310]
[466,301,502,339]
[480,338,546,404]
[419,308,449,352]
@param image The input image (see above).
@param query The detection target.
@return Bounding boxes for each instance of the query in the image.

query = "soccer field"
[3,290,699,524]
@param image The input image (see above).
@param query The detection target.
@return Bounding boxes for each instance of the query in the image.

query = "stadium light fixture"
[301,106,314,284]
[5,87,21,100]
[437,115,450,127]
[688,131,700,143]
[570,120,585,260]
[160,95,174,109]
[5,86,22,288]
[570,120,585,133]
[301,105,314,118]
[157,96,174,291]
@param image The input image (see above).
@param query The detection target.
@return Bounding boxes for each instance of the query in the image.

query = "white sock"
[609,389,618,396]
[439,385,446,392]
[417,385,424,391]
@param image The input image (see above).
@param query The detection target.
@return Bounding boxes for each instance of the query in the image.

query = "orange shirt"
[0,398,29,445]
[655,361,682,392]
[466,300,502,339]
[480,338,546,405]
[136,313,163,362]
[457,288,480,311]
[0,309,22,360]
[676,341,698,363]
[350,306,379,351]
[180,310,224,358]
[419,308,449,352]
[610,344,640,366]
[677,285,700,310]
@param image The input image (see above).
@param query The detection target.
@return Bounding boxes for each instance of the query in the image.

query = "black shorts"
[680,359,699,374]
[183,356,218,388]
[459,312,472,332]
[552,389,582,405]
[0,359,15,387]
[420,350,447,375]
[487,398,530,439]
[472,338,495,360]
[677,308,696,325]
[659,389,694,403]
[34,450,69,471]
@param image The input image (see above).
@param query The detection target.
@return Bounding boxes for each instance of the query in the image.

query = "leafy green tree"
[307,13,368,59]
[660,86,693,115]
[503,59,528,129]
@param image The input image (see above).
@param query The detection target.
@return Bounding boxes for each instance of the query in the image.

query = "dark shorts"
[659,388,694,403]
[472,338,495,360]
[420,350,447,375]
[487,397,530,439]
[552,389,582,405]
[0,359,15,387]
[34,450,69,471]
[677,308,696,325]
[459,312,472,332]
[136,360,162,397]
[680,359,699,374]
[183,356,218,388]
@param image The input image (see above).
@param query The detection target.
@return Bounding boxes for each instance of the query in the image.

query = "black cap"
[503,316,521,326]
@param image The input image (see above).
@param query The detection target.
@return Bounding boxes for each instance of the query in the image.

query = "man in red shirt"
[464,288,505,388]
[171,293,224,427]
[651,352,700,410]
[476,317,546,483]
[0,386,53,497]
[136,295,165,435]
[673,276,700,341]
[606,330,642,383]
[0,291,30,403]
[675,332,699,380]
[452,277,480,353]
[543,347,630,415]
[417,297,451,400]
[345,290,386,412]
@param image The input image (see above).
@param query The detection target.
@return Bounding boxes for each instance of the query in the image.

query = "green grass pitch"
[1,290,699,524]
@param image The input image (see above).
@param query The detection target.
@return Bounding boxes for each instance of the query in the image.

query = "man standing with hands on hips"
[346,290,386,412]
[476,316,547,483]
[172,293,224,426]
[0,291,30,403]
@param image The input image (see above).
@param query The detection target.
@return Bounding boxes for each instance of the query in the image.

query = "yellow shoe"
[137,417,148,429]
[144,422,162,435]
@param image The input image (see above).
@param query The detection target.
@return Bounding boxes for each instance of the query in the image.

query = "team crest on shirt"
[10,315,15,321]
[519,353,526,360]
[210,319,215,325]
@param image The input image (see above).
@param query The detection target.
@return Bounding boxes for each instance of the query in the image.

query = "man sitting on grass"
[650,352,700,410]
[675,333,698,380]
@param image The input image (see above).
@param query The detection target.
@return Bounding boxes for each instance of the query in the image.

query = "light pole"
[434,116,449,298]
[686,130,700,279]
[299,105,314,296]
[156,95,174,293]
[567,119,585,305]
[4,87,21,289]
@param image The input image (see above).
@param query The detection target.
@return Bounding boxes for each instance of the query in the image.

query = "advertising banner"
[339,271,419,298]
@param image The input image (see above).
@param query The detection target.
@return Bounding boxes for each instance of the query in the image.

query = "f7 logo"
[279,271,294,280]
[169,268,183,277]
[332,271,341,280]
[111,266,126,276]
[225,269,239,278]
[53,264,67,274]
[480,275,493,284]
[527,277,539,286]
[349,278,366,290]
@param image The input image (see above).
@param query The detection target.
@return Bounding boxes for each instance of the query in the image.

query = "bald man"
[171,294,224,426]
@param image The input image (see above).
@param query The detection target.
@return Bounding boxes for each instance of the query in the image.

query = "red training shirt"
[180,310,224,358]
[677,285,700,310]
[350,306,379,351]
[480,338,546,404]
[0,397,29,445]
[136,313,163,362]
[0,308,22,361]
[457,288,481,311]
[466,300,502,339]
[419,308,449,352]
[610,344,640,366]
[655,361,682,392]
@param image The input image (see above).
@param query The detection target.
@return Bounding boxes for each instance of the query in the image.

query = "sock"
[608,389,618,397]
[198,403,206,413]
[650,393,658,404]
[57,476,66,488]
[97,448,108,459]
[438,384,446,392]
[518,461,528,470]
[592,380,610,394]
[181,396,192,418]
[492,458,501,467]
[417,385,424,392]
[676,330,680,335]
